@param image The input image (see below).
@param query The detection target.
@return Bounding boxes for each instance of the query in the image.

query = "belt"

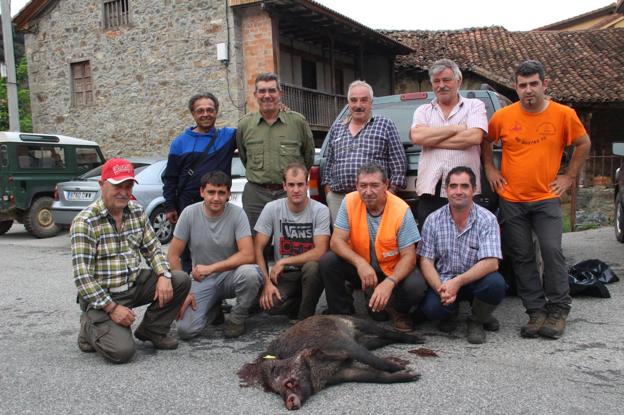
[251,182,283,191]
[106,282,134,294]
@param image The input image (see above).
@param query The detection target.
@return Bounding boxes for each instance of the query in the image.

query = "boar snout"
[285,393,301,410]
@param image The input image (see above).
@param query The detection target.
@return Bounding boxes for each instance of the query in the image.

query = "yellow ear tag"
[263,354,277,360]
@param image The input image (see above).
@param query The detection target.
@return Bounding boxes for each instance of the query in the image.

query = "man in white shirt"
[410,59,488,230]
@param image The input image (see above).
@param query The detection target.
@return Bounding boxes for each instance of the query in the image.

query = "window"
[334,68,344,95]
[103,0,129,29]
[301,59,317,90]
[71,61,93,107]
[76,147,105,172]
[16,145,66,169]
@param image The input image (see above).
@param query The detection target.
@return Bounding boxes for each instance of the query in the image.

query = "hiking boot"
[520,310,547,338]
[223,318,246,338]
[538,305,569,339]
[134,326,179,350]
[438,313,459,333]
[385,306,413,332]
[467,299,498,344]
[78,313,95,353]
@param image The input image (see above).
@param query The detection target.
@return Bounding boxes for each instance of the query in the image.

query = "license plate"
[66,191,95,201]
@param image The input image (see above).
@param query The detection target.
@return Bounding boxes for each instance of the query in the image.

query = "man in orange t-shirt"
[482,60,590,340]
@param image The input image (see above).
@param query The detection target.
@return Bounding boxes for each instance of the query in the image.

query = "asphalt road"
[1,224,623,414]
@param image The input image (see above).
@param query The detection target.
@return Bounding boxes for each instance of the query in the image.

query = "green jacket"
[236,110,314,184]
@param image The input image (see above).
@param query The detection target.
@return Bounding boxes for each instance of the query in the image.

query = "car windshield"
[232,157,246,178]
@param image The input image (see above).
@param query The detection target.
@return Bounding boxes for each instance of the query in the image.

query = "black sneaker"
[438,314,459,333]
[367,307,389,322]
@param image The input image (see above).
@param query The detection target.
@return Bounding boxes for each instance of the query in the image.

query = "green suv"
[0,132,105,238]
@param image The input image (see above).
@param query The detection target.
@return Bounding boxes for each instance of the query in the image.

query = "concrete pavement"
[0,225,623,414]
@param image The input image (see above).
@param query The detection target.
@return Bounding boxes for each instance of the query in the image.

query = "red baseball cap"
[100,158,137,184]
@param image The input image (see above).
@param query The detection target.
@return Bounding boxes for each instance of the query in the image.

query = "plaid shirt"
[322,115,406,193]
[71,198,169,309]
[417,203,502,282]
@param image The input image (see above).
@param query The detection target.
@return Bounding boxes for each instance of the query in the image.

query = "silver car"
[52,158,174,244]
[52,156,249,244]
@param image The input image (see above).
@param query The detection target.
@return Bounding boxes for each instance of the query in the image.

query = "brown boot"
[385,305,413,332]
[134,326,179,350]
[520,310,547,338]
[77,313,95,353]
[223,317,246,338]
[538,305,569,339]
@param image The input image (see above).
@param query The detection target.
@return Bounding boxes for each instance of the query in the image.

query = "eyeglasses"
[256,88,279,95]
[193,108,216,115]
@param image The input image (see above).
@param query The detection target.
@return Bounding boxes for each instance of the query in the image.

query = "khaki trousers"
[79,269,190,363]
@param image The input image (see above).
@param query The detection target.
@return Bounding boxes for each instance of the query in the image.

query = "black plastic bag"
[568,259,620,298]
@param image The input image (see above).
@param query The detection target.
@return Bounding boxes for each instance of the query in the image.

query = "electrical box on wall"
[216,43,228,62]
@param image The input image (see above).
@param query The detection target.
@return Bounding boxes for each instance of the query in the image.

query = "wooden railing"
[281,83,347,130]
[580,150,623,187]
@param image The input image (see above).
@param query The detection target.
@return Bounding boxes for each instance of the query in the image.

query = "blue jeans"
[420,272,506,321]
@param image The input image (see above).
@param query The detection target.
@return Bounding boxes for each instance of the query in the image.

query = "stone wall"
[24,0,246,157]
[574,186,615,229]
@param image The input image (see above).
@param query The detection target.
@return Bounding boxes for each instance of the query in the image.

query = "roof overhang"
[535,2,617,30]
[13,0,55,32]
[231,0,413,56]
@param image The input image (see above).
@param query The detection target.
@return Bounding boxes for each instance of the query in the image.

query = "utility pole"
[1,0,20,131]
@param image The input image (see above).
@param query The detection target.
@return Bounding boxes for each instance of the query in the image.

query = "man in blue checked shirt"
[417,166,505,344]
[322,80,406,223]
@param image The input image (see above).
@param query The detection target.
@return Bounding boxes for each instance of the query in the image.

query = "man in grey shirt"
[254,162,331,321]
[168,171,262,339]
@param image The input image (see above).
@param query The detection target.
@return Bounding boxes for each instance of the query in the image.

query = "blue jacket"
[162,126,236,213]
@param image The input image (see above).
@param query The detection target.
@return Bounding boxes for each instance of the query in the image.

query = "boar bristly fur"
[239,315,424,410]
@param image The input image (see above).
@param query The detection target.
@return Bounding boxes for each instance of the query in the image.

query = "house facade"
[14,0,410,155]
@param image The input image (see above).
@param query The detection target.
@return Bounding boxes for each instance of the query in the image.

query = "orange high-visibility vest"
[345,191,409,276]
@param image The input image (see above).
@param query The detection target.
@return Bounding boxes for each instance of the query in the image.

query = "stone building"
[13,0,411,156]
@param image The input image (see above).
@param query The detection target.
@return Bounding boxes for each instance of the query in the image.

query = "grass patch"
[562,210,571,233]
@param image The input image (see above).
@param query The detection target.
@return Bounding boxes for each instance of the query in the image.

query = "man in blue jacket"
[163,92,236,272]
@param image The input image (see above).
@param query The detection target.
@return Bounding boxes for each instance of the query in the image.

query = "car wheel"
[149,206,173,245]
[23,196,61,238]
[616,191,624,243]
[0,220,12,235]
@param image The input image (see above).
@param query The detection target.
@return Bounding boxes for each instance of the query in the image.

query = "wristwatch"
[160,270,172,280]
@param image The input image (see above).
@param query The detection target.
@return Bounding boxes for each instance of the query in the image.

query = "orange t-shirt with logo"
[487,101,587,203]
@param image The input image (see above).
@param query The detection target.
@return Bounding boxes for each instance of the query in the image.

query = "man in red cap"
[71,158,191,363]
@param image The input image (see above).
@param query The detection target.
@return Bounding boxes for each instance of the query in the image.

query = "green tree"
[0,55,32,132]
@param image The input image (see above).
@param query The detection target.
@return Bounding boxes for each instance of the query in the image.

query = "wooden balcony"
[281,83,347,131]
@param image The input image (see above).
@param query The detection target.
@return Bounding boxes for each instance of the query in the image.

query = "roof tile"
[385,27,624,104]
